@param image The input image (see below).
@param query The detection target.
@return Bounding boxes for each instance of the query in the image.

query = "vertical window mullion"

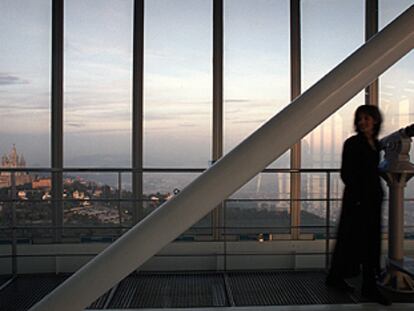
[132,0,145,224]
[290,0,301,240]
[51,0,64,242]
[212,0,224,241]
[365,0,379,106]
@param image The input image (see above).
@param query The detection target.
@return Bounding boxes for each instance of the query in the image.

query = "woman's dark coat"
[330,133,384,278]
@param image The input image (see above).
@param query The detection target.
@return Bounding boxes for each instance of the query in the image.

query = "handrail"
[0,167,341,173]
[30,6,414,311]
[0,171,412,266]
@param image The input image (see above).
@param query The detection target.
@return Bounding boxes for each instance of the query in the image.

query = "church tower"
[0,145,31,188]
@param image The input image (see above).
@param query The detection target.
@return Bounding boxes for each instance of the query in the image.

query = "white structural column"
[30,6,414,311]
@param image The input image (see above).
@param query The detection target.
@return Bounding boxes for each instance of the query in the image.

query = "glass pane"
[0,0,51,167]
[225,200,291,239]
[230,172,290,200]
[64,0,133,167]
[301,0,364,169]
[60,171,130,242]
[144,0,212,168]
[379,0,414,136]
[224,0,290,168]
[379,0,414,241]
[63,172,122,226]
[143,172,210,239]
[226,172,290,239]
[300,171,344,239]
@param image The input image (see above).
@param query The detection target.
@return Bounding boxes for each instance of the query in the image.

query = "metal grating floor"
[108,273,228,309]
[228,271,355,306]
[0,274,68,311]
[0,275,11,288]
[1,271,413,310]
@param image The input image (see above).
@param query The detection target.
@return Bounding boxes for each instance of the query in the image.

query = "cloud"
[179,123,197,128]
[66,122,85,128]
[145,72,211,102]
[0,103,47,111]
[0,73,29,86]
[225,99,250,103]
[144,108,209,122]
[0,93,49,117]
[231,119,266,124]
[66,128,130,135]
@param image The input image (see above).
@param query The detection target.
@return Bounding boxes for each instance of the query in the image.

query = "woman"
[326,105,390,305]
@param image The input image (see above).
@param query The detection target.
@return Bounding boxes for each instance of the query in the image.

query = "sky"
[0,0,413,169]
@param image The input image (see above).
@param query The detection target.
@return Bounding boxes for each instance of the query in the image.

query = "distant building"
[0,145,32,188]
[73,190,85,199]
[32,177,52,190]
[93,189,103,198]
[18,190,27,200]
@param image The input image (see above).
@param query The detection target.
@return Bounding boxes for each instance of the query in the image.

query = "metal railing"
[1,166,413,275]
[0,167,336,272]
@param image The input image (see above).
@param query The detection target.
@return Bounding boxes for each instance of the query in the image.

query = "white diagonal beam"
[30,5,414,311]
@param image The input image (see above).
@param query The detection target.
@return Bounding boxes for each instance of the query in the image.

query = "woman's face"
[357,112,375,136]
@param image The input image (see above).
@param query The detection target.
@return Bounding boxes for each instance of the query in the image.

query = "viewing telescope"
[378,124,414,293]
[379,124,414,173]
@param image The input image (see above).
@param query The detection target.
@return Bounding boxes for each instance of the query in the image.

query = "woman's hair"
[354,105,383,137]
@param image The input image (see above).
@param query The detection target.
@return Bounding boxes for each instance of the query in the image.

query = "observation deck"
[1,2,413,309]
[1,167,414,310]
[1,270,414,310]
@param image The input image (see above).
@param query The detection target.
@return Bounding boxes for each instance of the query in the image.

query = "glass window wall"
[64,0,133,167]
[0,0,51,167]
[379,0,414,237]
[224,0,290,168]
[300,0,365,229]
[144,0,212,168]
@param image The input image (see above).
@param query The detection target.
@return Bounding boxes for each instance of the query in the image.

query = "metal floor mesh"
[1,270,413,310]
[0,274,68,311]
[228,271,355,306]
[108,273,228,308]
[0,275,11,288]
